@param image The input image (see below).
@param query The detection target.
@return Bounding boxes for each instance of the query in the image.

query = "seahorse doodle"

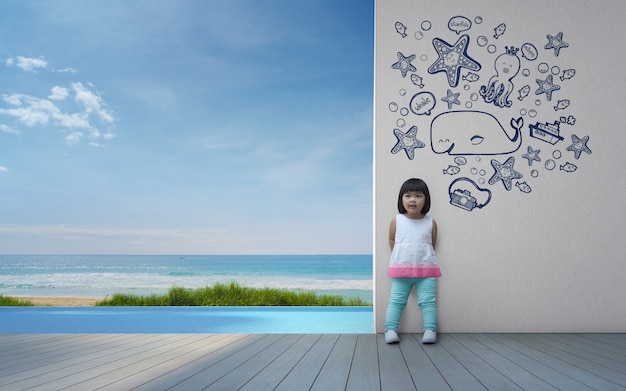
[387,14,590,212]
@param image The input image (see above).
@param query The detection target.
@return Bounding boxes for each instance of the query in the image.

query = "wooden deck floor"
[1,333,625,390]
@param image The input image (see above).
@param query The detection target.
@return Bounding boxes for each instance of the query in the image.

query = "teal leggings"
[384,277,438,332]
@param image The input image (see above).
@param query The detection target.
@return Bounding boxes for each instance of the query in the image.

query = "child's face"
[402,191,425,217]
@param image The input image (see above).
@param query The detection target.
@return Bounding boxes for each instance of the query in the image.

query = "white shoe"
[422,330,437,344]
[385,330,400,344]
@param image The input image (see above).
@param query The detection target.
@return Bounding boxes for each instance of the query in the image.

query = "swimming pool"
[0,306,374,334]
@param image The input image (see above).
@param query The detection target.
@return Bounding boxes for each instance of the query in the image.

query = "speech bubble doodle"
[448,16,471,34]
[409,92,436,115]
[521,42,538,61]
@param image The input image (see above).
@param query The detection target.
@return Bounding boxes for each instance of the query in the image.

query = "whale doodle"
[430,111,523,155]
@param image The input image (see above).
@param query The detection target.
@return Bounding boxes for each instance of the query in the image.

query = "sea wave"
[0,273,372,295]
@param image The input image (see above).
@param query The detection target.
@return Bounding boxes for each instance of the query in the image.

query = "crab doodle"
[387,13,589,212]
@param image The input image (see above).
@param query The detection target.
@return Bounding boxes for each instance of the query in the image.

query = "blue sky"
[0,1,373,254]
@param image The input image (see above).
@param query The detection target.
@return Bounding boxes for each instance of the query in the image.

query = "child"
[384,178,441,344]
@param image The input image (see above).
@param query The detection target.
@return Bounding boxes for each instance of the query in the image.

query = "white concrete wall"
[374,0,626,332]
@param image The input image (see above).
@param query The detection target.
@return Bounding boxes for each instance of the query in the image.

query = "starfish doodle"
[441,89,461,110]
[521,146,541,166]
[428,34,481,87]
[391,126,425,160]
[488,156,523,191]
[391,52,417,78]
[535,74,560,101]
[565,134,592,159]
[545,32,569,57]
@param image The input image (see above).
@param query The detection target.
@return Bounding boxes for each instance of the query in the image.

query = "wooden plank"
[474,334,594,391]
[0,334,138,376]
[563,334,626,361]
[167,334,278,390]
[239,334,321,391]
[453,334,556,391]
[204,334,303,390]
[274,334,339,391]
[591,334,626,349]
[133,334,263,391]
[422,334,489,391]
[399,333,451,390]
[310,334,358,391]
[0,334,76,357]
[1,333,625,391]
[494,334,622,391]
[72,334,235,391]
[513,334,626,390]
[376,333,416,391]
[442,334,523,391]
[0,334,191,390]
[547,334,626,366]
[0,334,159,387]
[345,334,380,391]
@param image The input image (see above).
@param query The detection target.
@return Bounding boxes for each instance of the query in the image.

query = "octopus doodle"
[479,46,521,108]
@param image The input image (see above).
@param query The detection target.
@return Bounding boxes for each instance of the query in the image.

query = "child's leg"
[384,278,414,331]
[415,278,438,331]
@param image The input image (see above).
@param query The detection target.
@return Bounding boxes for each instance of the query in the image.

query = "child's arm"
[432,218,438,249]
[388,217,397,250]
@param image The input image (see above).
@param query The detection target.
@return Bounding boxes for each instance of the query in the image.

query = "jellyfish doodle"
[479,46,521,108]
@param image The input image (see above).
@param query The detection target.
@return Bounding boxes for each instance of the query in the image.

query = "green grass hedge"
[0,295,34,306]
[97,282,371,306]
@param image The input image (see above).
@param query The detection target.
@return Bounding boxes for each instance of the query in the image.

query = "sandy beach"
[16,297,100,306]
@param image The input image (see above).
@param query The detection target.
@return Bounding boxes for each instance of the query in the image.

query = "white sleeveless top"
[388,214,441,278]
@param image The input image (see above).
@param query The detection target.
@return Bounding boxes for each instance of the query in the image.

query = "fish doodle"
[560,162,577,172]
[462,72,480,82]
[560,69,575,81]
[443,165,461,175]
[410,74,425,88]
[395,22,407,38]
[518,85,530,101]
[515,181,532,193]
[493,23,506,39]
[554,99,570,111]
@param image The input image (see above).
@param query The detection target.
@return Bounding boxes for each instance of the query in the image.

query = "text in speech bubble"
[448,16,471,34]
[410,92,436,115]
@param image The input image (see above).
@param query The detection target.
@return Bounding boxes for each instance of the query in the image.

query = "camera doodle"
[387,12,589,210]
[448,177,492,211]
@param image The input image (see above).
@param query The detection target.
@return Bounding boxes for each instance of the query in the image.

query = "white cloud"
[57,67,78,74]
[65,131,83,145]
[49,86,69,101]
[6,56,49,72]
[0,83,116,146]
[0,166,8,172]
[72,82,114,123]
[0,124,20,135]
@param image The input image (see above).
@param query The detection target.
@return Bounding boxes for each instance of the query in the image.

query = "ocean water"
[0,254,373,302]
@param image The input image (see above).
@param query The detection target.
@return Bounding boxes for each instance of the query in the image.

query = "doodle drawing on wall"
[386,13,591,212]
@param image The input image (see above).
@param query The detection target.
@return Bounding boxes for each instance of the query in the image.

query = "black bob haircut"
[397,178,431,215]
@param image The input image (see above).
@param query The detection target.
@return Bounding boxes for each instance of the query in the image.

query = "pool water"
[0,307,374,334]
